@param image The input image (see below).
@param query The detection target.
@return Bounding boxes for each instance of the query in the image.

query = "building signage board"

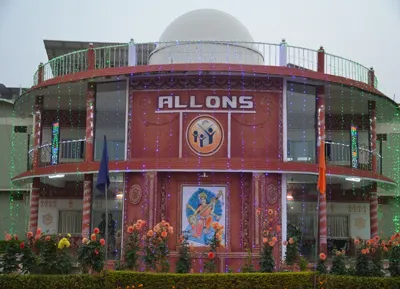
[51,121,60,165]
[157,95,254,111]
[350,125,359,169]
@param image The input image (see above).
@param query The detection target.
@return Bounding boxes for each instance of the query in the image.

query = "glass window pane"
[287,83,316,162]
[94,81,126,161]
[91,173,124,260]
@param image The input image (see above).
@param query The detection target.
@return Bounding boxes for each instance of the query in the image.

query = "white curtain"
[327,215,349,238]
[58,210,82,234]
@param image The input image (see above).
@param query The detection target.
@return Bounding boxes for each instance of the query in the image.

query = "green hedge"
[320,274,400,289]
[0,274,104,289]
[1,272,400,289]
[106,272,314,289]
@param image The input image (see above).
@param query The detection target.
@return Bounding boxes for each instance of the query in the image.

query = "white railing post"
[279,39,287,66]
[128,38,137,66]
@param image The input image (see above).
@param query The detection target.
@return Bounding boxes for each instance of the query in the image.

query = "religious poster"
[181,185,226,247]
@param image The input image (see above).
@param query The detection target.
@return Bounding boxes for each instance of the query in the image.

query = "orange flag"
[317,139,326,194]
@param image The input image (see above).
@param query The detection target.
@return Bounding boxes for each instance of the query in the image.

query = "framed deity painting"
[181,185,226,247]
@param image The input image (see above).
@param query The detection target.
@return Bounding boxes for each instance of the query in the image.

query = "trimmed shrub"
[2,272,400,289]
[0,274,104,289]
[388,245,400,277]
[320,274,400,289]
[106,271,315,289]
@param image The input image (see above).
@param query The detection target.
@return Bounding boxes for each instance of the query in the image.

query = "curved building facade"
[12,9,399,271]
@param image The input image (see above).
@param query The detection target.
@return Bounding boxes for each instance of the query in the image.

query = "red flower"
[94,249,99,255]
[262,238,268,244]
[91,234,97,241]
[100,238,106,246]
[20,242,25,249]
[93,228,100,234]
[45,236,51,241]
[161,231,168,238]
[127,226,134,234]
[36,228,42,235]
[27,231,33,238]
[208,252,215,259]
[319,253,326,261]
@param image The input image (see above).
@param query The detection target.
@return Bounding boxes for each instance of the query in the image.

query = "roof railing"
[32,40,379,90]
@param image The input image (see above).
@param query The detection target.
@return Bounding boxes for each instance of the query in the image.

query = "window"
[327,215,349,239]
[94,81,126,161]
[287,83,316,162]
[60,140,84,159]
[287,213,316,240]
[58,210,82,234]
[91,173,124,260]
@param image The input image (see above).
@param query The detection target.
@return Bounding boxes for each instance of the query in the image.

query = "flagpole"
[105,185,109,262]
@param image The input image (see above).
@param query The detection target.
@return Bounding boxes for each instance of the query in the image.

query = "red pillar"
[88,43,95,70]
[85,82,95,162]
[370,182,378,238]
[82,174,93,238]
[369,101,377,173]
[29,178,41,233]
[368,67,375,88]
[38,63,44,84]
[317,46,325,73]
[317,86,327,254]
[32,96,43,169]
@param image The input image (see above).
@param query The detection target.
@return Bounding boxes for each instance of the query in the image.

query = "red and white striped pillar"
[81,79,96,237]
[82,174,93,238]
[370,182,379,238]
[369,101,377,173]
[317,86,327,254]
[29,178,41,233]
[32,95,43,169]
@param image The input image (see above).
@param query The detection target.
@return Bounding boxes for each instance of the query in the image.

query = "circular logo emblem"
[186,115,224,156]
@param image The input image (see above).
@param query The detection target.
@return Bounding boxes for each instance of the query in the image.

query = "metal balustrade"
[325,141,382,172]
[27,138,383,173]
[32,41,378,89]
[28,139,86,168]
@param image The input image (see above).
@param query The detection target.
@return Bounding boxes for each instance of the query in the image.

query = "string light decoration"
[8,34,400,273]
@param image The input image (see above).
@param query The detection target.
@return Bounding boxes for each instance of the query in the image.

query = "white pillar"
[282,79,288,161]
[128,38,137,66]
[279,39,287,67]
[281,174,287,262]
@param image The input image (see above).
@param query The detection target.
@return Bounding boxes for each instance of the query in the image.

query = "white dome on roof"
[159,9,254,42]
[148,9,263,65]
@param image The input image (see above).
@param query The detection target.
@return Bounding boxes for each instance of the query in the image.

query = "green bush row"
[1,271,400,289]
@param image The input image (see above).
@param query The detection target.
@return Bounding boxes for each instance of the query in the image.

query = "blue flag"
[96,135,110,193]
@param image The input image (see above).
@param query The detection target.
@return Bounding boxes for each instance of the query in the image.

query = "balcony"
[287,141,382,174]
[32,40,378,89]
[28,139,85,169]
[326,141,382,173]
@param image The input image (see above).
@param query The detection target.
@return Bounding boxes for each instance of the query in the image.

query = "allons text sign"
[158,95,254,110]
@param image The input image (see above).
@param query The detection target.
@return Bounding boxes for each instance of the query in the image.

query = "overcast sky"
[0,0,399,100]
